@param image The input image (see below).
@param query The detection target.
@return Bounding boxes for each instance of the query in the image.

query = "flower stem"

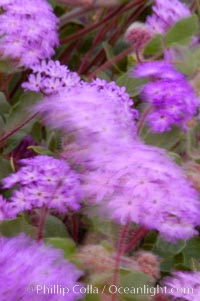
[61,5,124,44]
[154,295,169,301]
[61,0,146,44]
[137,105,152,135]
[71,214,78,242]
[87,45,134,80]
[0,113,38,145]
[82,2,146,75]
[111,223,129,301]
[123,226,149,254]
[37,206,48,242]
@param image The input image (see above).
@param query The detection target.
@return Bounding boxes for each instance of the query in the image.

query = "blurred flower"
[1,155,82,217]
[22,60,80,94]
[0,0,59,68]
[31,77,200,242]
[132,61,184,80]
[33,79,138,167]
[132,61,199,132]
[0,234,83,301]
[124,22,152,49]
[132,251,160,280]
[83,142,200,242]
[162,271,199,300]
[77,245,114,274]
[146,0,191,34]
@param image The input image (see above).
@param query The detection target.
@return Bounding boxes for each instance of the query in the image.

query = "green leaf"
[189,258,200,271]
[165,15,199,47]
[0,92,10,115]
[5,91,41,134]
[119,269,153,301]
[97,71,111,81]
[43,214,68,238]
[3,131,27,155]
[116,73,146,97]
[142,231,157,251]
[172,46,198,76]
[28,145,53,156]
[47,131,61,152]
[156,238,186,255]
[103,42,115,60]
[143,35,163,56]
[0,116,5,133]
[173,253,185,268]
[142,127,184,151]
[30,122,43,143]
[103,42,121,72]
[160,257,174,272]
[0,216,36,237]
[153,238,186,272]
[182,238,200,268]
[0,157,12,178]
[45,237,76,258]
[167,152,181,165]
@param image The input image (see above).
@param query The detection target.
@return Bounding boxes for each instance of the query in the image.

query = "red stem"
[78,15,116,74]
[87,45,134,80]
[0,112,38,144]
[137,105,152,135]
[71,214,78,242]
[84,3,146,75]
[154,295,169,301]
[111,223,129,301]
[123,226,149,254]
[61,5,124,44]
[61,0,146,44]
[37,206,48,241]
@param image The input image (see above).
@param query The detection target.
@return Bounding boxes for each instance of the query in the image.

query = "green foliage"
[0,92,10,115]
[116,73,146,97]
[4,91,41,133]
[0,157,12,178]
[118,269,153,301]
[0,216,36,237]
[182,238,200,268]
[155,238,186,256]
[143,35,163,56]
[103,42,122,72]
[165,15,199,47]
[3,131,27,154]
[43,214,69,238]
[141,127,184,151]
[45,237,76,258]
[28,145,54,156]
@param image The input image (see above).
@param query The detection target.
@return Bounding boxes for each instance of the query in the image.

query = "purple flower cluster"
[0,0,59,68]
[1,155,82,218]
[0,234,82,301]
[132,61,199,132]
[22,60,80,94]
[32,76,200,242]
[83,142,200,242]
[162,271,199,300]
[34,80,138,167]
[146,0,191,34]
